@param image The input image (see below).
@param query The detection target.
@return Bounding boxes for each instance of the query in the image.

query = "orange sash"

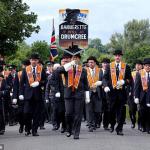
[139,69,148,91]
[132,71,137,82]
[26,65,42,86]
[61,74,65,86]
[110,61,126,89]
[86,66,100,88]
[68,65,82,91]
[18,71,22,82]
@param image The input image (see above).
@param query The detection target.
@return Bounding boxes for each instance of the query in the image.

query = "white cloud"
[23,0,150,44]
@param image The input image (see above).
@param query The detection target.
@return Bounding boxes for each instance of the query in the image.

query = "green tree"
[124,19,150,50]
[107,32,124,52]
[0,0,40,56]
[82,48,101,62]
[28,41,50,61]
[89,38,105,52]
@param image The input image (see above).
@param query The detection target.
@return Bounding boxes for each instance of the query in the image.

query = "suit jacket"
[19,66,46,101]
[134,72,150,104]
[103,62,132,103]
[56,66,89,100]
[0,79,9,110]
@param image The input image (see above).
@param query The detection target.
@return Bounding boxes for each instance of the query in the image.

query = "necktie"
[73,65,76,78]
[92,69,95,77]
[148,72,150,86]
[33,67,36,81]
[116,64,119,80]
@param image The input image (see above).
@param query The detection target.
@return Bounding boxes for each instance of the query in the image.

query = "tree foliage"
[0,0,40,55]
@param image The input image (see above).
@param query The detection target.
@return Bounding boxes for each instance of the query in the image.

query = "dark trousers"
[128,97,137,125]
[18,101,24,127]
[0,109,5,131]
[139,104,150,131]
[24,98,41,133]
[51,100,66,128]
[110,90,125,132]
[87,92,102,128]
[65,98,84,137]
[102,97,110,128]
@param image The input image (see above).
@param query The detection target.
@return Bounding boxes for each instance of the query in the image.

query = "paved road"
[0,122,150,150]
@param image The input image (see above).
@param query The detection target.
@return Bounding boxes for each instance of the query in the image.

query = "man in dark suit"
[56,53,89,139]
[19,53,46,136]
[134,58,150,134]
[103,49,132,135]
[128,60,143,129]
[85,56,103,132]
[100,58,111,130]
[0,69,9,135]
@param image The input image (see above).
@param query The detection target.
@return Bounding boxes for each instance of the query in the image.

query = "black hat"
[0,60,6,66]
[62,52,72,59]
[0,74,4,78]
[45,61,54,66]
[22,59,30,66]
[135,60,143,65]
[87,56,98,63]
[101,58,110,64]
[30,53,40,59]
[113,49,123,55]
[0,65,3,72]
[74,53,81,58]
[8,64,16,70]
[143,58,150,65]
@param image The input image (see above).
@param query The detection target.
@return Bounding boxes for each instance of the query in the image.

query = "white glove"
[31,81,39,88]
[94,81,102,87]
[117,80,125,86]
[104,87,110,93]
[134,98,139,104]
[64,61,75,71]
[19,95,24,100]
[147,103,150,107]
[45,99,49,103]
[10,92,13,97]
[55,92,61,98]
[12,99,17,105]
[85,91,90,104]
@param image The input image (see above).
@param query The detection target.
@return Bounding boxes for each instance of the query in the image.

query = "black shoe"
[88,127,93,132]
[0,130,4,135]
[66,132,72,137]
[96,124,100,128]
[19,126,24,133]
[117,131,124,136]
[110,127,114,133]
[131,124,135,129]
[147,131,150,134]
[40,126,45,130]
[74,135,79,139]
[61,128,66,133]
[25,131,31,136]
[32,132,39,136]
[141,128,146,132]
[104,127,110,131]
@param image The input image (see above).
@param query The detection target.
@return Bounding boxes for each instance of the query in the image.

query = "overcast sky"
[23,0,150,45]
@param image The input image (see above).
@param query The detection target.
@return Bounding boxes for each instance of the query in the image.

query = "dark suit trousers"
[65,98,84,137]
[110,90,125,131]
[24,97,42,133]
[87,92,102,128]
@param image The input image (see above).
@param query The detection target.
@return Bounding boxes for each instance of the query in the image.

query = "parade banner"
[59,9,89,55]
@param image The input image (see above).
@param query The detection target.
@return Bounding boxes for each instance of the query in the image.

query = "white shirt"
[31,66,37,73]
[89,67,95,77]
[115,61,121,70]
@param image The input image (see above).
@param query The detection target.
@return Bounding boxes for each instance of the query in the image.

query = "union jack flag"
[50,19,58,61]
